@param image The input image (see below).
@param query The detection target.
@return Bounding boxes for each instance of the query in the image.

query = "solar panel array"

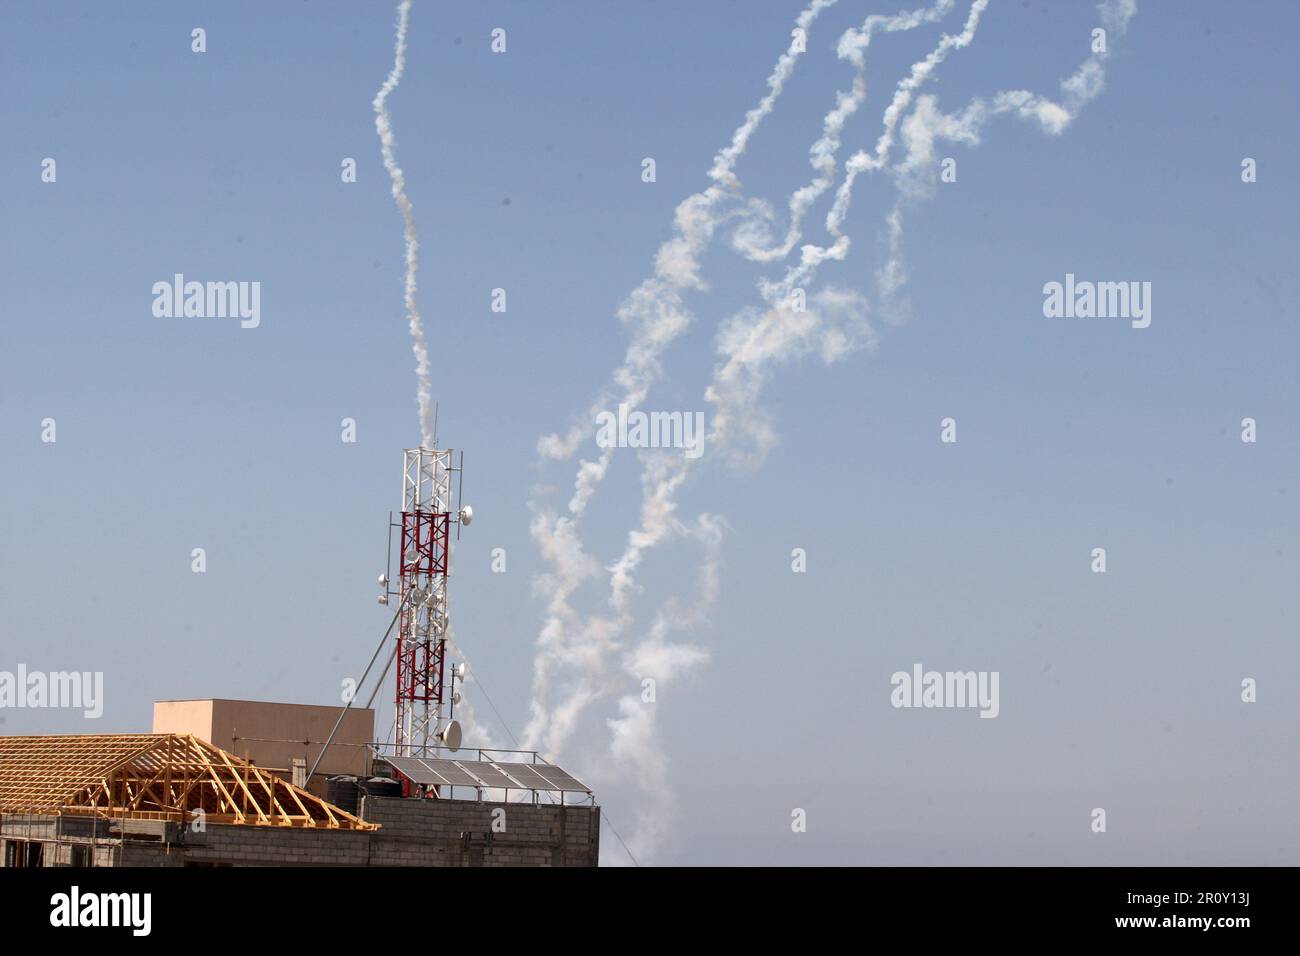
[384,756,591,793]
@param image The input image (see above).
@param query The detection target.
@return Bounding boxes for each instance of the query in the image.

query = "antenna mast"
[393,446,468,767]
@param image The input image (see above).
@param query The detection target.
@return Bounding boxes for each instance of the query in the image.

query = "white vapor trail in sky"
[528,0,1137,862]
[523,0,840,769]
[605,4,989,658]
[874,0,1138,317]
[731,0,958,264]
[712,0,989,460]
[742,0,990,334]
[374,0,433,448]
[527,0,963,768]
[536,2,984,863]
[531,0,992,862]
[537,0,842,512]
[603,510,722,864]
[371,2,502,768]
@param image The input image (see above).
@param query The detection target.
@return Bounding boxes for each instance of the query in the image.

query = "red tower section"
[396,509,449,731]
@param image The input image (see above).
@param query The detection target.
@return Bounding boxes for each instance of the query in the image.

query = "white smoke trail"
[533,0,985,859]
[708,0,842,192]
[714,0,1138,455]
[534,0,1138,861]
[528,0,960,763]
[711,0,989,459]
[369,1,496,771]
[876,0,1138,314]
[569,3,979,853]
[539,0,840,510]
[524,0,840,758]
[752,0,990,315]
[605,2,986,647]
[522,508,621,757]
[731,0,958,264]
[705,286,877,463]
[603,511,721,864]
[374,0,433,448]
[602,0,1143,857]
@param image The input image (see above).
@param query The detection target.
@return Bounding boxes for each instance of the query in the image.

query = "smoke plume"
[375,0,434,447]
[529,0,1137,863]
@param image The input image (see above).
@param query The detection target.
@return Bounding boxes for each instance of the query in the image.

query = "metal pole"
[307,593,408,781]
[366,641,400,712]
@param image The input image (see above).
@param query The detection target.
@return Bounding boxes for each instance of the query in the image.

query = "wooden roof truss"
[0,733,376,830]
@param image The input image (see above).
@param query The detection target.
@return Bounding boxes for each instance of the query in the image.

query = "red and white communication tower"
[386,446,472,758]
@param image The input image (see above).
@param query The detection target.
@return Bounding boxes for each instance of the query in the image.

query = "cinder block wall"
[2,797,601,867]
[1,814,120,867]
[176,824,373,866]
[362,795,600,867]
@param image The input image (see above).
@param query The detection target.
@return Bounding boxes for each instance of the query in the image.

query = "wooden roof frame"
[0,733,377,830]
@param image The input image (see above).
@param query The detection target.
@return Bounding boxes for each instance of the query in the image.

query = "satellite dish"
[438,720,462,752]
[376,594,389,605]
[459,505,474,526]
[453,691,462,706]
[377,574,388,587]
[455,662,467,680]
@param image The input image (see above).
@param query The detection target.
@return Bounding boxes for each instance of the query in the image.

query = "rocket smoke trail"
[523,0,841,764]
[536,0,842,511]
[617,0,1138,738]
[526,1,991,861]
[731,0,958,264]
[375,0,434,448]
[596,2,985,669]
[510,0,1139,861]
[715,0,988,457]
[606,1,988,724]
[371,3,503,768]
[873,0,1138,318]
[743,0,990,337]
[678,2,1138,749]
[600,0,983,638]
[524,2,965,764]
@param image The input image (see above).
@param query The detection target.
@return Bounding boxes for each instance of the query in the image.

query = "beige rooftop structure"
[152,698,374,780]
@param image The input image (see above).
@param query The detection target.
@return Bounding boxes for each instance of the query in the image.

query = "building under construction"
[0,718,600,867]
[1,446,601,867]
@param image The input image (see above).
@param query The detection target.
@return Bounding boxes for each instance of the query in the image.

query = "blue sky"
[2,0,1297,865]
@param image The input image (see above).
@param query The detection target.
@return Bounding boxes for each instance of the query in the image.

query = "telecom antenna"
[390,445,471,772]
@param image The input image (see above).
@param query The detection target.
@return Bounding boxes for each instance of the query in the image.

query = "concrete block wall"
[178,824,373,866]
[1,814,61,842]
[361,795,600,867]
[1,814,118,867]
[2,797,601,867]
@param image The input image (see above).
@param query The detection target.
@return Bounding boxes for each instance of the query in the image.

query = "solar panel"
[460,764,514,789]
[383,756,591,793]
[509,764,581,791]
[500,761,590,793]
